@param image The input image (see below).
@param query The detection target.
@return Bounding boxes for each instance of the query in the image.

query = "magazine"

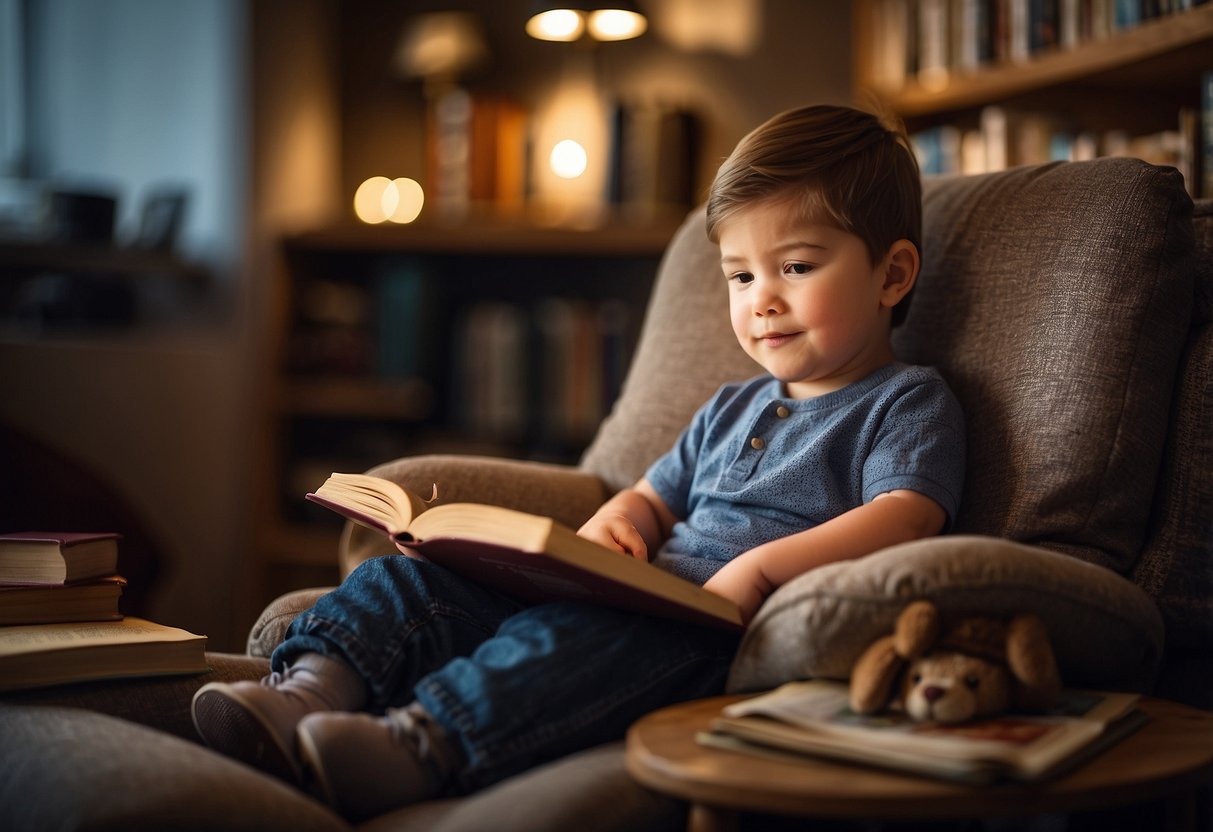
[701,680,1145,784]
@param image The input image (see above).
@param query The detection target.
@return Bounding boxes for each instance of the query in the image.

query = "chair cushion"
[0,703,349,832]
[1131,198,1213,653]
[896,159,1194,575]
[727,536,1165,694]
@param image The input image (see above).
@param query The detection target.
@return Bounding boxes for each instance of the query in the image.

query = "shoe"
[192,678,318,782]
[192,653,368,782]
[297,704,460,821]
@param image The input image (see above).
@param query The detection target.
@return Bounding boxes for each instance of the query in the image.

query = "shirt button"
[750,437,765,450]
[776,405,791,418]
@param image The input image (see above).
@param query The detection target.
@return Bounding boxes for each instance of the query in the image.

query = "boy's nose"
[751,281,782,315]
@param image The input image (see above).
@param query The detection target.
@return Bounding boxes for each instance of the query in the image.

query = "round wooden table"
[626,695,1213,832]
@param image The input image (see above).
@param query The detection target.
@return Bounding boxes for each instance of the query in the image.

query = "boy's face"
[718,196,909,400]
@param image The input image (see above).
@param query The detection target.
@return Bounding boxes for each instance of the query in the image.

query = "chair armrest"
[0,653,269,741]
[338,454,610,577]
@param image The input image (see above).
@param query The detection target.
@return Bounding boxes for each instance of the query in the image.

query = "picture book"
[306,472,744,630]
[701,680,1145,784]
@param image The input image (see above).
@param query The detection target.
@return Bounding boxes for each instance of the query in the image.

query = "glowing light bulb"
[354,176,392,224]
[526,9,585,41]
[387,178,424,223]
[587,9,646,40]
[549,139,588,179]
[354,176,425,224]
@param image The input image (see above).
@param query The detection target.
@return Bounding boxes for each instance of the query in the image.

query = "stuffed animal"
[849,600,1061,723]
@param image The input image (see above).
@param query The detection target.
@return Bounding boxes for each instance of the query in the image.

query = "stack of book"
[0,532,126,625]
[0,532,207,691]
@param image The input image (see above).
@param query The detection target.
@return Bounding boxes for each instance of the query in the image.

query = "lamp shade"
[395,12,489,79]
[525,2,647,42]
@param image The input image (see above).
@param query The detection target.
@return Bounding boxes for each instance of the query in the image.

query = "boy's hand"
[577,513,649,561]
[703,557,772,624]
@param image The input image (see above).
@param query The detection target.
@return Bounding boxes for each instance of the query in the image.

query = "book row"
[288,269,636,446]
[425,89,702,221]
[453,297,635,448]
[867,0,1209,93]
[911,86,1212,198]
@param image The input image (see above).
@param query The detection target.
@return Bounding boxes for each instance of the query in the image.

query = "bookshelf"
[250,217,679,609]
[853,1,1213,191]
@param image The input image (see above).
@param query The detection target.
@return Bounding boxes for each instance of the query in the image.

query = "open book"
[700,680,1145,784]
[306,472,743,630]
[0,617,208,691]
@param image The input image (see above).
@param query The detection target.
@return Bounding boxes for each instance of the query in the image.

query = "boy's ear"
[878,239,920,308]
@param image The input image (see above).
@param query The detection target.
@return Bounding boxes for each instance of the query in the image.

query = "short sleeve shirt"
[644,363,965,585]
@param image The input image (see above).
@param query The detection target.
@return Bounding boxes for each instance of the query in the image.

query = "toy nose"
[922,685,946,702]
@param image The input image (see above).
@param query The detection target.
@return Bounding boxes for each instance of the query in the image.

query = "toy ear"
[893,600,940,659]
[1006,613,1062,710]
[849,634,903,714]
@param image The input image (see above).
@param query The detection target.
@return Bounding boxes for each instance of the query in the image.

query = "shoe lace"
[383,705,457,781]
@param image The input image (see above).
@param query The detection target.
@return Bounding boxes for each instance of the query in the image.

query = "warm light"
[549,140,588,178]
[354,176,392,223]
[387,178,425,223]
[587,9,647,40]
[354,176,425,224]
[526,9,585,41]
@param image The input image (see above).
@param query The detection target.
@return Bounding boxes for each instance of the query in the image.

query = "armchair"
[2,157,1209,831]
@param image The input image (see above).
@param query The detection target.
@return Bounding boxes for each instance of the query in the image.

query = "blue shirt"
[645,363,965,584]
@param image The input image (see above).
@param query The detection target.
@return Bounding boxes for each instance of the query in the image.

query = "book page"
[0,618,203,657]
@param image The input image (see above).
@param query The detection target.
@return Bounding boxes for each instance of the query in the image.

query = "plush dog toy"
[849,600,1062,723]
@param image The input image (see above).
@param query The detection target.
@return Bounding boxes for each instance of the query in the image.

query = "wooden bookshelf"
[853,1,1213,182]
[857,4,1213,119]
[248,218,679,625]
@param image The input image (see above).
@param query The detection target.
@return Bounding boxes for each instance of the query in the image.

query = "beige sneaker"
[192,654,367,782]
[297,704,461,820]
[192,678,319,782]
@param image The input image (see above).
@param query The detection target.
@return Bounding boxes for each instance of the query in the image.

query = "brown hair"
[706,105,922,325]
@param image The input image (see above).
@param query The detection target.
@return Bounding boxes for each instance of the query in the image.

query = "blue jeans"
[274,555,740,791]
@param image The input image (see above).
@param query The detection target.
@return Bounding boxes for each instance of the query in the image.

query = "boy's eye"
[785,262,813,275]
[729,272,755,285]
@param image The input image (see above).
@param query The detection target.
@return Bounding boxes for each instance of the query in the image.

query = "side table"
[626,694,1213,832]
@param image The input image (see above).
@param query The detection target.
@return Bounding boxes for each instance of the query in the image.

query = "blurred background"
[0,0,1207,650]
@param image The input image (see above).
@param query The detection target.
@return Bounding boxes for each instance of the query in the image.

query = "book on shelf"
[0,532,120,585]
[607,100,702,222]
[867,0,1206,91]
[0,575,126,625]
[305,472,744,630]
[0,617,208,692]
[700,679,1145,784]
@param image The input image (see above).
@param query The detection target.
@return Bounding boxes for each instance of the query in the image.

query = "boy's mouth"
[757,331,797,347]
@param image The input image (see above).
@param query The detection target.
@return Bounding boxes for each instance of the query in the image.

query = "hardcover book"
[0,532,120,585]
[306,472,744,630]
[0,575,126,625]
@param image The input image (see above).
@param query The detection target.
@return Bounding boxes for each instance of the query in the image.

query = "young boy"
[192,104,964,820]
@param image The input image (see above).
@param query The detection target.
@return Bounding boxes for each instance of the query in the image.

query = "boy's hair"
[706,104,922,326]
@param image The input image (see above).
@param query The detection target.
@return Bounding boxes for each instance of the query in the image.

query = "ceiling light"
[525,3,648,42]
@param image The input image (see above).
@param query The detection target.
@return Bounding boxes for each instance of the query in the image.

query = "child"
[192,104,964,820]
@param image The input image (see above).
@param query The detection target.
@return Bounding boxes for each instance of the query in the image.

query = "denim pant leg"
[272,555,526,708]
[413,600,741,792]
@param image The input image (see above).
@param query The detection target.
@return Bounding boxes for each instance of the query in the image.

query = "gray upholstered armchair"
[2,157,1209,831]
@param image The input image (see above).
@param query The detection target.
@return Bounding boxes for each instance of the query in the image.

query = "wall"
[1,0,251,649]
